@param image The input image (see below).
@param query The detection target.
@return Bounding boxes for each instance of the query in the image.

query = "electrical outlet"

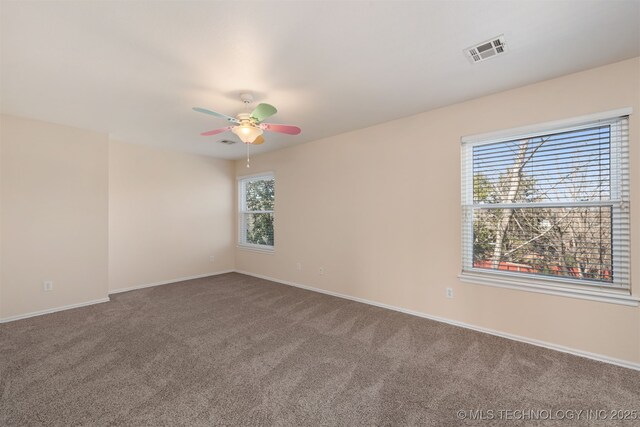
[43,281,54,292]
[209,255,215,263]
[319,267,324,275]
[296,262,302,271]
[446,287,454,299]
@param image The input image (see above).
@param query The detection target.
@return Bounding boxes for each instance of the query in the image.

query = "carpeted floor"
[1,273,638,426]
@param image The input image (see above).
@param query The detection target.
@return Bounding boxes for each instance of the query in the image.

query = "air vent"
[219,139,237,145]
[465,35,507,64]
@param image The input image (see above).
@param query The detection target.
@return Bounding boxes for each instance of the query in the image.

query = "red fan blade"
[260,123,301,135]
[200,126,232,136]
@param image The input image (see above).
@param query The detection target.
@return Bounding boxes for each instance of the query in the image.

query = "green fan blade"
[250,103,277,122]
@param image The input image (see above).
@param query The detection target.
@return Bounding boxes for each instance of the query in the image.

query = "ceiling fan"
[193,93,301,145]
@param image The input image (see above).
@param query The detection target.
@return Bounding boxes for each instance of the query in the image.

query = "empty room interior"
[2,0,640,425]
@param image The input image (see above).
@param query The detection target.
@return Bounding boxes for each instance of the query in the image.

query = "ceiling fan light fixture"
[232,124,263,143]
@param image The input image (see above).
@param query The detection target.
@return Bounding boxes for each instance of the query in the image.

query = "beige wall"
[235,57,640,364]
[0,117,236,318]
[0,115,109,318]
[108,140,235,292]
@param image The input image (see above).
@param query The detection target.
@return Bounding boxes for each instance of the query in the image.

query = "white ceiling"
[1,1,639,159]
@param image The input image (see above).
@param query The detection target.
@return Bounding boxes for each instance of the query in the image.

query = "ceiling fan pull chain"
[246,143,250,168]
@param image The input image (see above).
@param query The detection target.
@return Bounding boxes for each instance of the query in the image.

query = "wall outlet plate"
[43,281,53,292]
[446,288,454,299]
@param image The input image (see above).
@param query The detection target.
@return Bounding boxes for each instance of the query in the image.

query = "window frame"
[460,109,637,306]
[237,172,275,253]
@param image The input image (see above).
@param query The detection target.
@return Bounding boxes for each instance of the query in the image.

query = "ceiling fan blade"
[200,126,232,136]
[260,123,301,135]
[251,135,265,145]
[250,103,277,122]
[193,107,239,124]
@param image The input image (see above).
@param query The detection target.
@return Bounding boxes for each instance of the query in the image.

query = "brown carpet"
[1,273,638,426]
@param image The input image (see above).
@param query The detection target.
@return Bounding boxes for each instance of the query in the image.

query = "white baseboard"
[108,270,235,295]
[4,269,637,371]
[235,270,640,372]
[0,297,111,324]
[0,270,235,323]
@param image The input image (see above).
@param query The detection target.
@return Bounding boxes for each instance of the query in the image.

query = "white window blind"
[461,115,630,295]
[238,173,275,250]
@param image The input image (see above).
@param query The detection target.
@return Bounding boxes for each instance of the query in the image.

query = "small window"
[238,173,275,251]
[461,114,631,299]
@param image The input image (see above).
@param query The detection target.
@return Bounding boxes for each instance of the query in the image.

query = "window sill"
[237,244,275,254]
[459,271,639,306]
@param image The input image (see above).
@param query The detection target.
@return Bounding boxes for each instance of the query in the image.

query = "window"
[461,112,632,303]
[238,173,275,250]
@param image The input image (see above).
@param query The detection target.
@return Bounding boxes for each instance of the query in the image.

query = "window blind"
[461,116,630,291]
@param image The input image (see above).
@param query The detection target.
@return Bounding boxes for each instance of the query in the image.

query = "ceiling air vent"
[465,35,507,64]
[219,139,237,145]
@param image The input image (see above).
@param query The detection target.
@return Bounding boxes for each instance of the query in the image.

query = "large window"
[238,173,275,250]
[461,113,631,302]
